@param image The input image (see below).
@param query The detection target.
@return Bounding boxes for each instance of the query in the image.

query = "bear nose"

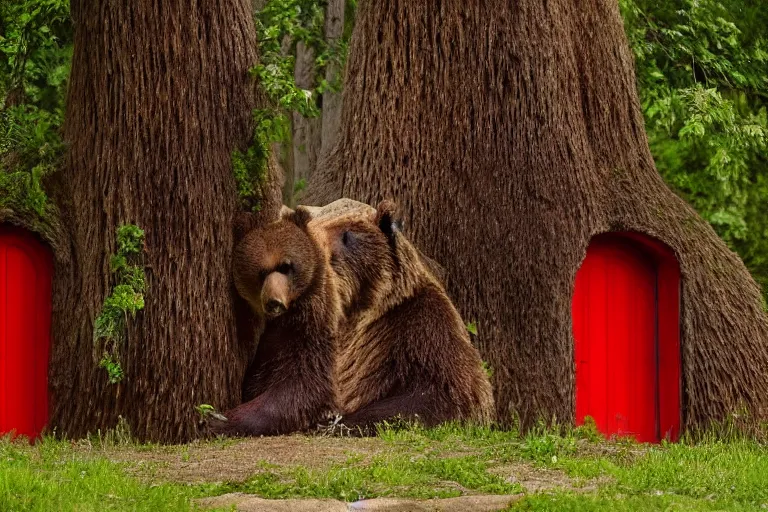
[265,298,287,317]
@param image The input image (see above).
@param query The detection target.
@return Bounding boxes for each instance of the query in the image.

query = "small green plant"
[195,404,227,422]
[93,415,133,447]
[521,425,578,464]
[481,360,494,379]
[293,177,307,195]
[93,224,146,384]
[573,416,603,443]
[466,321,478,336]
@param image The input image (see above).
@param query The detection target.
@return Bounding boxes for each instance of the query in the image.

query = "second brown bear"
[310,200,495,433]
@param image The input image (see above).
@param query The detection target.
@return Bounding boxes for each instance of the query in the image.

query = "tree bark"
[52,0,281,443]
[318,0,346,166]
[307,0,768,432]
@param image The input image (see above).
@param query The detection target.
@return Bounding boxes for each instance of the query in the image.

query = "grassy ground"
[1,421,767,511]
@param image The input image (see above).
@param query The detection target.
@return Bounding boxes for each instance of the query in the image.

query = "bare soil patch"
[75,435,388,484]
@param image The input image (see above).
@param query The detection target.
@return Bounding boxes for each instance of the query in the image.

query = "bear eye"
[341,231,351,246]
[276,261,293,275]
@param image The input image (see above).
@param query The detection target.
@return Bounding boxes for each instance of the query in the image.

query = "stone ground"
[197,493,522,511]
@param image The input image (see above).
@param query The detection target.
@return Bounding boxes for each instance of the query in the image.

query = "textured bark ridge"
[52,0,281,442]
[307,0,768,432]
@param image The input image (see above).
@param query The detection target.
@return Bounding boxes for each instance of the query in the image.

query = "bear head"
[233,208,320,319]
[309,200,435,317]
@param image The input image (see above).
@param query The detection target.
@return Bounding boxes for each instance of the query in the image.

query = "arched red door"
[572,233,681,443]
[0,225,53,439]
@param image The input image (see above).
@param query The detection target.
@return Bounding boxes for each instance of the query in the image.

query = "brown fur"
[210,209,339,436]
[311,200,494,432]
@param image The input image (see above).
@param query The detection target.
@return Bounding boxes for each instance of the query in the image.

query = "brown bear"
[209,208,340,436]
[309,200,495,433]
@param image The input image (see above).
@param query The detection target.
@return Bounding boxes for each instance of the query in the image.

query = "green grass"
[364,421,768,510]
[1,421,767,511]
[507,491,761,511]
[196,452,522,501]
[0,436,199,511]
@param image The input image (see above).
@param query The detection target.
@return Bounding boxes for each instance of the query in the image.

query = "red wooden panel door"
[573,237,661,443]
[0,226,52,439]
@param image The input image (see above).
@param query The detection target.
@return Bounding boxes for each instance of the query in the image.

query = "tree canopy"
[621,0,768,295]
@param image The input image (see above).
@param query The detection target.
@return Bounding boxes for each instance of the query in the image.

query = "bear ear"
[375,200,401,239]
[286,206,312,229]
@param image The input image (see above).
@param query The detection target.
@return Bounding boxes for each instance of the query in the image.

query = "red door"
[573,234,680,443]
[0,225,53,439]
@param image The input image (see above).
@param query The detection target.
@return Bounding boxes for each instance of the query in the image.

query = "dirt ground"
[70,434,594,495]
[87,435,387,484]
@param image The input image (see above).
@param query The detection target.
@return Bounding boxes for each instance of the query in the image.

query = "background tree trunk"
[291,41,322,205]
[277,33,297,206]
[307,0,768,432]
[51,0,281,443]
[318,0,346,166]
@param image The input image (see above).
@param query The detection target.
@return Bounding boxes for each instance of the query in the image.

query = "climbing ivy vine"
[93,224,146,384]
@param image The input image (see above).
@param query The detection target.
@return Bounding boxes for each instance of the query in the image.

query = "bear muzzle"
[261,272,291,318]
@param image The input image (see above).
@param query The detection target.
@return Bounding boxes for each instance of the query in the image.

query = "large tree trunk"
[51,0,281,443]
[307,1,768,432]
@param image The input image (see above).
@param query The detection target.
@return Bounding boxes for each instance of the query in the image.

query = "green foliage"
[0,0,71,219]
[98,354,125,385]
[234,1,329,210]
[195,404,216,419]
[94,225,146,384]
[235,0,353,209]
[232,108,289,212]
[293,177,307,195]
[621,0,768,297]
[256,0,348,105]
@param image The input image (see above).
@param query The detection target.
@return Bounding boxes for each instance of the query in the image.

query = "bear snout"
[261,272,291,318]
